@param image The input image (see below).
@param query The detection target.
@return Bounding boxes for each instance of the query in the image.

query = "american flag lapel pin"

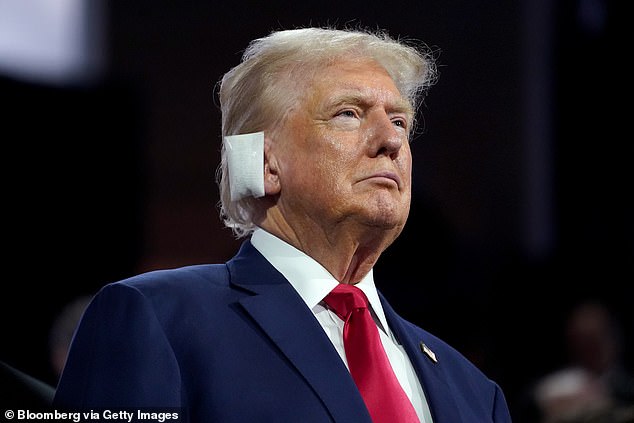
[419,341,438,363]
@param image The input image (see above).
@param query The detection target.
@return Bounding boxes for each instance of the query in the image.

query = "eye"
[336,109,358,119]
[392,118,408,130]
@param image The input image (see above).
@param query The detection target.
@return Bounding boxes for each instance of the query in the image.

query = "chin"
[370,197,409,225]
[365,209,408,231]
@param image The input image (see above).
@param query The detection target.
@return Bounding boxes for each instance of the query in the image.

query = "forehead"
[305,58,409,109]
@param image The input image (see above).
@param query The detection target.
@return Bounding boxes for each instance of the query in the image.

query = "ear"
[263,136,281,195]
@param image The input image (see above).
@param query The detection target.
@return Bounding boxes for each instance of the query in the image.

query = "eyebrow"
[323,91,414,117]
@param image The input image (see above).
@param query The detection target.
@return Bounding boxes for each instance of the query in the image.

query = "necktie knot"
[323,284,368,322]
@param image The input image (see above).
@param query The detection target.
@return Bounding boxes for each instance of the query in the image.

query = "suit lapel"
[379,293,463,423]
[228,241,372,423]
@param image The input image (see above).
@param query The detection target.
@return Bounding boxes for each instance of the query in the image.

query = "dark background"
[2,0,631,419]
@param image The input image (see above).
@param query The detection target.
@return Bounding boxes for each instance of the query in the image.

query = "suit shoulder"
[86,263,243,324]
[99,263,231,300]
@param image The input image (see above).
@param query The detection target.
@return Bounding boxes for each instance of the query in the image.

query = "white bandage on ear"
[224,131,265,201]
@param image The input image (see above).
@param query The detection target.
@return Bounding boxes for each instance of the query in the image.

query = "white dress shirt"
[251,228,433,423]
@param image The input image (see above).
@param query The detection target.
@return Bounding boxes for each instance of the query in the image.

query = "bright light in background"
[0,0,106,86]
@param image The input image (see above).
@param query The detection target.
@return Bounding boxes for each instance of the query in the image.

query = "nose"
[366,111,406,158]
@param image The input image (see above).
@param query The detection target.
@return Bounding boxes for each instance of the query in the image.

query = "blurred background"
[1,0,631,420]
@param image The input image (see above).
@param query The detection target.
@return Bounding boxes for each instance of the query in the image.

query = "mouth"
[363,171,401,189]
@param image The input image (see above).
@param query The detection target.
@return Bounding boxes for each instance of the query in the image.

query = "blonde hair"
[216,26,438,238]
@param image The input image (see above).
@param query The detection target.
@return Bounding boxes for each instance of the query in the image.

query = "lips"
[363,171,401,188]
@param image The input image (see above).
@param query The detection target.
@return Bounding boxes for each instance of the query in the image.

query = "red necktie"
[324,284,420,423]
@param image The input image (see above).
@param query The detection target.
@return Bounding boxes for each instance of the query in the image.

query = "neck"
[258,209,401,284]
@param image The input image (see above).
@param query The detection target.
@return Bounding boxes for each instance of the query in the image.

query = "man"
[54,27,513,422]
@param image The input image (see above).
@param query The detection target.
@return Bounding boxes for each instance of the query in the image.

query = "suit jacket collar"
[227,240,373,422]
[379,292,462,423]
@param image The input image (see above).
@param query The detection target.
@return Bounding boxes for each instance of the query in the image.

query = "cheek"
[403,160,413,187]
[398,147,413,182]
[280,149,341,194]
[315,136,357,187]
[279,126,358,196]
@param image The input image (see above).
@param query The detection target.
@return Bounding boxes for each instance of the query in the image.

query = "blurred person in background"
[530,301,634,423]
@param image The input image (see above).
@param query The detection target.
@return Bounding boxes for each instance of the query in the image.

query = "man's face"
[271,58,413,234]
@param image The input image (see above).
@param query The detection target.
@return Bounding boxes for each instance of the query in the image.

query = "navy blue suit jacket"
[54,240,512,422]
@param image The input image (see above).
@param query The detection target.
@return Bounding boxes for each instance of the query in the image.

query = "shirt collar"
[250,228,392,336]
